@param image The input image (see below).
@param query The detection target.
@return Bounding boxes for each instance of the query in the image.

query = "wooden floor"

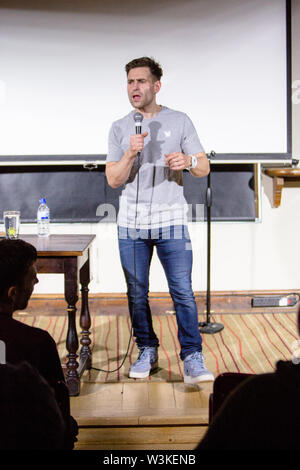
[70,379,212,450]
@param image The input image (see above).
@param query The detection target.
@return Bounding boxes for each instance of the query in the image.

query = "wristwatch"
[187,155,197,171]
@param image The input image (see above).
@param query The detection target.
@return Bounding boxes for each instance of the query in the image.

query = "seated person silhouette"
[0,361,66,450]
[197,307,300,450]
[0,238,78,449]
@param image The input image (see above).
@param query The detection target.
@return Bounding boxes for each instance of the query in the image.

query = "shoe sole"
[184,373,214,384]
[129,361,158,379]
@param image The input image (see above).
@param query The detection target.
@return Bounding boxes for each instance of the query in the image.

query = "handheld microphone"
[134,112,143,135]
[134,112,143,157]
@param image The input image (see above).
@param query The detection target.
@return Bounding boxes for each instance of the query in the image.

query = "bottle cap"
[39,198,46,204]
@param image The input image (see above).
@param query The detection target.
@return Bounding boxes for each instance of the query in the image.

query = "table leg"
[64,258,80,396]
[273,176,284,208]
[79,257,92,370]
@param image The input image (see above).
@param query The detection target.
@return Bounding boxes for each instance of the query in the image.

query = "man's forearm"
[165,151,210,177]
[106,132,148,188]
[189,153,210,178]
[106,150,137,188]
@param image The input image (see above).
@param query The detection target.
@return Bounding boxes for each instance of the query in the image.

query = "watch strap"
[187,155,197,170]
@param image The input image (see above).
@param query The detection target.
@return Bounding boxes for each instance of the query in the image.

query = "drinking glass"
[3,211,20,239]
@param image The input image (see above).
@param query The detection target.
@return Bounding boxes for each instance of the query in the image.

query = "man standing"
[106,57,213,384]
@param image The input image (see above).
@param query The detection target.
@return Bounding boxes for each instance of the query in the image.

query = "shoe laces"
[186,351,204,364]
[137,347,155,362]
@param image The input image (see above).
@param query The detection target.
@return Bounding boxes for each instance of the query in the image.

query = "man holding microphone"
[105,57,213,384]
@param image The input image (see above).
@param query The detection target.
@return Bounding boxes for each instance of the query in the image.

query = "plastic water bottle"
[37,198,50,237]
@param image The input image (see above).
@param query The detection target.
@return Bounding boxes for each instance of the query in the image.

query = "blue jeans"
[118,225,202,360]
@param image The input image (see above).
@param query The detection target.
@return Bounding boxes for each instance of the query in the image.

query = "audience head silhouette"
[0,239,78,449]
[198,306,300,450]
[0,238,38,314]
[0,361,65,450]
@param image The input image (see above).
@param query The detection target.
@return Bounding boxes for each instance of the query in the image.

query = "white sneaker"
[129,347,158,379]
[184,351,214,384]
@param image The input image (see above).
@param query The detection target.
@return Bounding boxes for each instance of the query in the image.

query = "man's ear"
[154,80,161,94]
[7,286,17,300]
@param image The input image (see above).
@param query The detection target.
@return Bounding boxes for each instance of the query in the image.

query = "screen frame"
[0,0,292,165]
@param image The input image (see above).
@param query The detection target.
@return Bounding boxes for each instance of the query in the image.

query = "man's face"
[127,67,161,110]
[13,262,39,310]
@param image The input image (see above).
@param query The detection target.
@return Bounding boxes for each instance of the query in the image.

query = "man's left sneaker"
[183,351,214,384]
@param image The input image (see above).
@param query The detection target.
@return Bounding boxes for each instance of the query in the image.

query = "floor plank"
[148,382,176,409]
[122,382,149,410]
[70,381,212,426]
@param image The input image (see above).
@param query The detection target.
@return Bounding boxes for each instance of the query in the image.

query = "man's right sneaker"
[184,351,214,384]
[129,346,158,379]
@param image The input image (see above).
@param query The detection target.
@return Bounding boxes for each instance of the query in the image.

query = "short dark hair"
[0,239,37,297]
[125,57,163,81]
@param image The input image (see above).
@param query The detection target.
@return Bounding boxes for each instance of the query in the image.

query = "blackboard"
[183,164,257,221]
[0,163,257,223]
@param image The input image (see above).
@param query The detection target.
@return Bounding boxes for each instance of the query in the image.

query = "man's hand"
[165,152,190,171]
[129,132,149,158]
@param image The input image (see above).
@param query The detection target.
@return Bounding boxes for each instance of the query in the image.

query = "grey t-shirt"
[107,106,204,229]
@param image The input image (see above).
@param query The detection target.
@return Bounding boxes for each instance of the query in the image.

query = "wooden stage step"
[70,380,213,450]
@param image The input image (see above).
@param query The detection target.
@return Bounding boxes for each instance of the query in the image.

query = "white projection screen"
[0,0,290,160]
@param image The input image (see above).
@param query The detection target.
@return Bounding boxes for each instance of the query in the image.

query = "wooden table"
[264,167,300,207]
[21,234,95,396]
